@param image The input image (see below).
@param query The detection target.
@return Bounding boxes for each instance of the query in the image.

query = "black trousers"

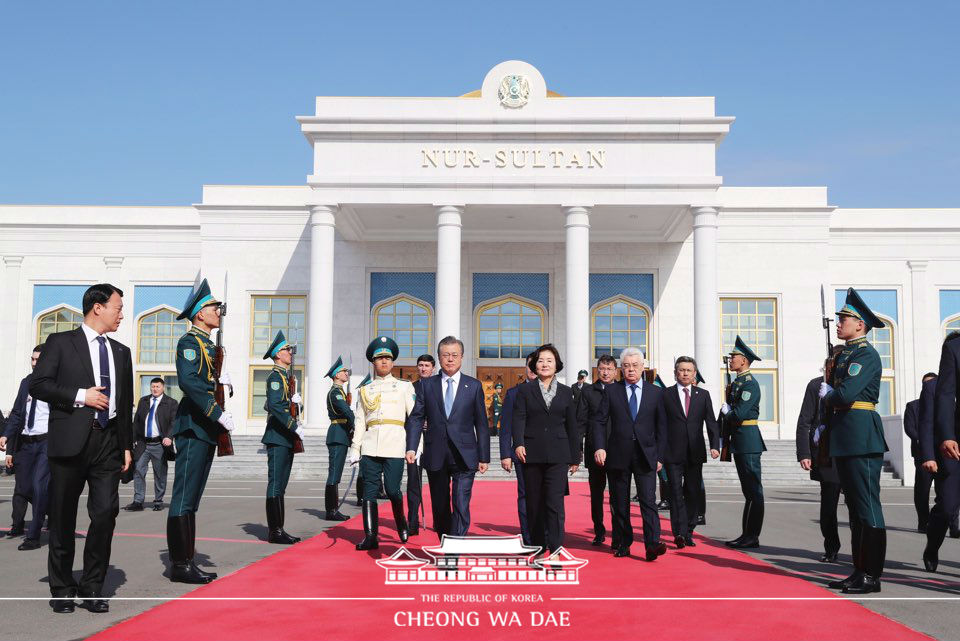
[609,444,660,549]
[586,461,608,536]
[914,459,933,527]
[523,462,568,553]
[10,438,51,540]
[664,461,702,540]
[406,461,423,527]
[819,480,843,555]
[426,441,476,538]
[47,426,121,597]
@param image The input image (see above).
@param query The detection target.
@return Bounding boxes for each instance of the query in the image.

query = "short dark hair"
[530,343,564,374]
[32,344,43,354]
[416,354,435,366]
[674,355,697,372]
[922,372,938,381]
[526,351,537,373]
[437,335,465,355]
[597,354,617,368]
[82,283,123,316]
[150,377,165,385]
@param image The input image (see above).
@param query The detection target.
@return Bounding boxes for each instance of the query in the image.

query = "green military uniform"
[324,355,353,521]
[725,335,766,548]
[824,288,888,593]
[261,331,302,545]
[490,383,503,434]
[167,278,225,584]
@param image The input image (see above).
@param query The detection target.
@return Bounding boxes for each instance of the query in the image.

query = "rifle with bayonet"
[212,273,234,457]
[719,356,733,462]
[816,285,837,468]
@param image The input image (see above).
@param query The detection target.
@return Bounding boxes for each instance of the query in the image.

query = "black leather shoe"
[18,538,40,550]
[153,502,164,511]
[645,542,667,561]
[591,533,605,546]
[80,594,110,613]
[683,536,696,547]
[820,551,839,563]
[725,535,746,548]
[674,537,686,549]
[923,547,939,573]
[656,499,671,512]
[696,515,706,526]
[171,562,215,584]
[843,574,881,594]
[828,571,863,590]
[728,537,759,549]
[268,529,300,545]
[5,526,24,538]
[123,502,144,512]
[50,598,75,613]
[614,546,630,558]
[325,510,350,521]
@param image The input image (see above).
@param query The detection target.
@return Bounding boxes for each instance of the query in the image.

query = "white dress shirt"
[22,394,50,436]
[73,323,117,419]
[677,384,693,417]
[440,369,462,408]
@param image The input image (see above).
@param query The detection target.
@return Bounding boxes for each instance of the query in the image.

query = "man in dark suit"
[593,347,668,561]
[580,355,616,546]
[499,355,538,545]
[30,284,133,614]
[406,336,490,539]
[905,373,938,532]
[407,353,435,536]
[662,356,719,548]
[1,345,51,550]
[125,377,177,512]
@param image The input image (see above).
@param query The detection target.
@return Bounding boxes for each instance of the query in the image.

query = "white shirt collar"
[81,322,105,343]
[441,370,461,386]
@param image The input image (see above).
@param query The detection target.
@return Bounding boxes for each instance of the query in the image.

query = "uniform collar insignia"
[189,326,210,338]
[846,336,868,346]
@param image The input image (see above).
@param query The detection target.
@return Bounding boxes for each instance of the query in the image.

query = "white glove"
[720,403,731,415]
[813,424,825,445]
[291,392,302,405]
[348,452,360,466]
[217,411,235,432]
[295,425,306,440]
[818,382,833,399]
[218,373,233,387]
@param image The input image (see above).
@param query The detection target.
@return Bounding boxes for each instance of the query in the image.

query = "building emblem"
[375,534,588,585]
[498,75,530,108]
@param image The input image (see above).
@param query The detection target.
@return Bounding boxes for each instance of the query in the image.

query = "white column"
[2,256,24,404]
[692,207,720,402]
[435,205,463,341]
[564,206,591,380]
[908,260,929,393]
[308,205,337,429]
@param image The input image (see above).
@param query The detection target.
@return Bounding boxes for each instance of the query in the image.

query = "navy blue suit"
[594,379,667,550]
[928,336,960,554]
[4,374,51,541]
[498,383,530,544]
[406,372,490,538]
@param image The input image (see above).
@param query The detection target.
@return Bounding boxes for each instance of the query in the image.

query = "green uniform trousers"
[359,456,403,502]
[266,444,294,498]
[835,454,885,529]
[326,444,348,486]
[734,453,764,503]
[169,433,215,517]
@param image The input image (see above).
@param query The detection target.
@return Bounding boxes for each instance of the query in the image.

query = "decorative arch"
[590,295,651,360]
[137,305,188,365]
[35,305,83,345]
[944,313,960,339]
[372,294,433,359]
[475,295,546,360]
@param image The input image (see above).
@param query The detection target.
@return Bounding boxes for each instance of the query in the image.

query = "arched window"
[945,314,960,340]
[373,295,432,359]
[477,297,544,359]
[36,306,82,345]
[138,307,188,364]
[873,318,896,416]
[591,296,650,359]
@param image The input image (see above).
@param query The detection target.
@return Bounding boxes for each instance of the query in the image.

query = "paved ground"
[0,476,956,641]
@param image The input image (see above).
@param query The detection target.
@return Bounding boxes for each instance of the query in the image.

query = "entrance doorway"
[476,366,528,433]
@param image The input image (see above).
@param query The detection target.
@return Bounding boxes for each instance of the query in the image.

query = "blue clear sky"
[1,1,956,207]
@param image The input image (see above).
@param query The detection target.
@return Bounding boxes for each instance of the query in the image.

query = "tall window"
[592,297,649,359]
[873,319,896,416]
[251,296,306,358]
[945,315,960,340]
[249,366,304,418]
[373,296,432,359]
[477,297,544,359]
[138,373,184,403]
[138,307,187,364]
[37,306,82,344]
[720,298,779,423]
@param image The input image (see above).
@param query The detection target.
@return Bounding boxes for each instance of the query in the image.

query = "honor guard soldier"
[349,336,416,550]
[324,355,353,521]
[821,288,888,593]
[167,279,234,584]
[491,382,504,435]
[262,331,304,544]
[721,336,766,549]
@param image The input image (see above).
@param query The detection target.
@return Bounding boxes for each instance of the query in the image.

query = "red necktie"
[683,387,690,417]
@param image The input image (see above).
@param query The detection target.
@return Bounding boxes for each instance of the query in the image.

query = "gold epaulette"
[360,384,381,413]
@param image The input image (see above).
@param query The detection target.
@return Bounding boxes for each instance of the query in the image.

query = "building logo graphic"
[498,75,530,108]
[375,534,588,585]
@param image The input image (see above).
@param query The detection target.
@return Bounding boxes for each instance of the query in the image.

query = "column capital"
[309,205,338,227]
[103,256,124,270]
[435,204,463,228]
[563,205,591,229]
[907,259,929,272]
[690,206,719,228]
[3,255,24,268]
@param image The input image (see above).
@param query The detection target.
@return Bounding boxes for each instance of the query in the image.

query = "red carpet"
[90,483,930,641]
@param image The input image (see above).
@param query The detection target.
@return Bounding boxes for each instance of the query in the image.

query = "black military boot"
[266,497,298,544]
[726,500,751,547]
[325,485,349,521]
[356,501,379,550]
[168,516,213,584]
[829,520,863,589]
[731,501,763,549]
[390,497,409,543]
[186,512,218,581]
[279,496,301,542]
[845,527,884,594]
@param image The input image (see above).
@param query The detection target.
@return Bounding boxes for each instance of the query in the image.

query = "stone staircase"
[209,436,901,486]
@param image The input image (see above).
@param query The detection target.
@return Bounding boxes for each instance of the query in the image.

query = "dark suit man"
[406,354,435,536]
[905,373,939,532]
[581,356,617,546]
[662,357,720,547]
[594,348,667,561]
[2,346,51,549]
[406,336,490,539]
[30,284,133,614]
[499,361,539,546]
[126,378,178,511]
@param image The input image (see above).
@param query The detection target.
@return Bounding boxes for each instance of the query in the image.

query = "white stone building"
[1,61,958,481]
